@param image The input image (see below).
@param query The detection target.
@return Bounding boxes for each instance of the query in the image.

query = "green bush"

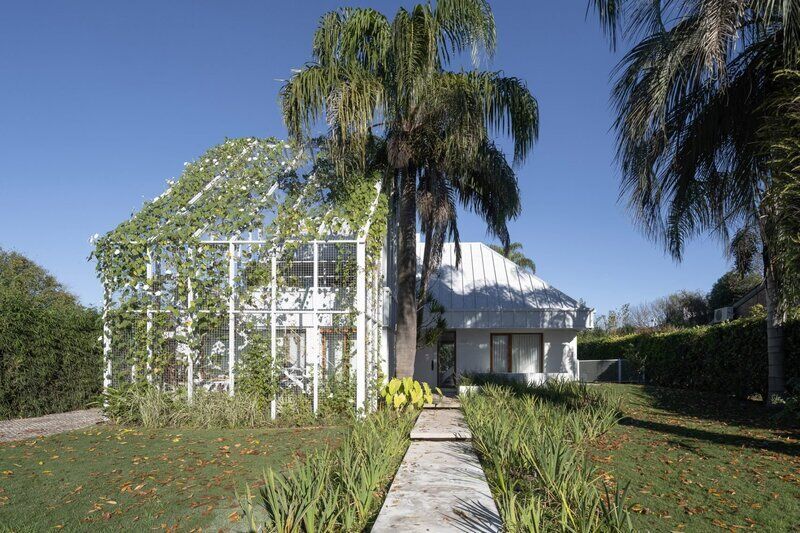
[103,382,357,429]
[379,377,437,410]
[462,381,630,532]
[578,316,800,398]
[0,284,101,419]
[240,408,415,531]
[104,383,273,428]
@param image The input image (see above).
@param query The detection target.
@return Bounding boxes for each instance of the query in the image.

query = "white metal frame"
[101,235,378,417]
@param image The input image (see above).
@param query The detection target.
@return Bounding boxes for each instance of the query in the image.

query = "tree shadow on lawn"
[621,385,800,454]
[619,416,800,456]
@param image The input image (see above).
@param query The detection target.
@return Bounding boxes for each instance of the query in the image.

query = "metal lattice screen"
[103,238,382,417]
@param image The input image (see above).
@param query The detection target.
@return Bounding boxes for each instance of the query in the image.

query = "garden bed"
[461,380,631,531]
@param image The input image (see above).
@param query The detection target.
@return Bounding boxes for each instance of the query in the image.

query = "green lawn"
[593,384,800,532]
[0,425,342,531]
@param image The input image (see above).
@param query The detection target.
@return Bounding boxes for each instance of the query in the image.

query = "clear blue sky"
[0,0,731,317]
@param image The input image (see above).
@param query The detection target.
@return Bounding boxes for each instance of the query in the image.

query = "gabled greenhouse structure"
[94,138,392,417]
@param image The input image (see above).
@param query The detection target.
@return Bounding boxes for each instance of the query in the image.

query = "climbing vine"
[92,136,388,401]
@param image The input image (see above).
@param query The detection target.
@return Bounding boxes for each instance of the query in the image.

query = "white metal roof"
[419,241,593,330]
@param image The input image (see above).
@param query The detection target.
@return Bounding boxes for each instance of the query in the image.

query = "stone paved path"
[372,399,501,532]
[0,408,103,442]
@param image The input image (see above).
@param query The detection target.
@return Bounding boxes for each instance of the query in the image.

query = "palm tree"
[489,242,535,274]
[763,71,800,318]
[589,0,800,401]
[281,0,539,378]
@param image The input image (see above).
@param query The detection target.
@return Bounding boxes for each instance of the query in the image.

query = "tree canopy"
[488,242,536,274]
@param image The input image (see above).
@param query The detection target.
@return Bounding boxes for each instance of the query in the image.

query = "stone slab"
[371,440,501,532]
[425,394,461,409]
[410,408,471,440]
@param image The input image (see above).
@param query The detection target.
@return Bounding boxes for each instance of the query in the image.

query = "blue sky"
[0,0,731,317]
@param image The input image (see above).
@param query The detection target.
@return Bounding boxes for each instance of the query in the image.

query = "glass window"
[491,333,541,373]
[512,334,540,373]
[491,334,510,373]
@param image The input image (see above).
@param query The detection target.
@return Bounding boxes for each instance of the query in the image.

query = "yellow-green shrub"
[379,377,439,410]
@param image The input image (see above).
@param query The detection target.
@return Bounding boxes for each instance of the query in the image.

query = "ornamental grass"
[461,380,632,532]
[239,408,415,532]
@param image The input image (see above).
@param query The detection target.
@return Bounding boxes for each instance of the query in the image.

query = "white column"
[102,281,112,406]
[145,249,154,382]
[355,240,366,413]
[186,272,195,402]
[312,242,319,414]
[228,242,236,396]
[270,254,277,420]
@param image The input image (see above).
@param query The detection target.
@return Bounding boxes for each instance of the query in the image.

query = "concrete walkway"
[372,400,501,532]
[0,408,103,442]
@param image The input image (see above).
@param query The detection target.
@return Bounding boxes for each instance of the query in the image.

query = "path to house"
[372,398,501,532]
[0,408,103,442]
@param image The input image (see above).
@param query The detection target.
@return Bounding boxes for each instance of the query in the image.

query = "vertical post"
[228,242,236,396]
[355,240,367,413]
[186,270,195,403]
[102,281,112,406]
[270,254,277,420]
[617,358,623,383]
[145,249,154,382]
[312,242,319,414]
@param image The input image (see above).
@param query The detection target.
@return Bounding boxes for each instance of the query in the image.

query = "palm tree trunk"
[419,224,434,304]
[763,250,786,404]
[759,218,786,404]
[395,167,418,378]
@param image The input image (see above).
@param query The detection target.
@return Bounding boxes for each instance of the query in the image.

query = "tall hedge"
[0,249,102,419]
[578,317,800,398]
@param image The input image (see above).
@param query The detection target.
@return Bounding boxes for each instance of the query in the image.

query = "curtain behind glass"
[492,335,510,372]
[511,334,539,373]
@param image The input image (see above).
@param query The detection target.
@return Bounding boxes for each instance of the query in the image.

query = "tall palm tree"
[489,242,536,273]
[281,0,539,378]
[589,0,800,401]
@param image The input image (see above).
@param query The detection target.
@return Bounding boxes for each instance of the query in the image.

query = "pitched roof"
[419,241,593,330]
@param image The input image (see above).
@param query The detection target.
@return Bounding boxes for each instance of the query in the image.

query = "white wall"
[413,328,579,387]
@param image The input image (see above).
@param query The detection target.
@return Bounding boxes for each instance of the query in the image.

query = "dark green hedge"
[578,317,800,398]
[0,291,102,419]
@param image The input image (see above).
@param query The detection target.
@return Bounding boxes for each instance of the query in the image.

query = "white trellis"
[96,137,390,417]
[102,238,387,417]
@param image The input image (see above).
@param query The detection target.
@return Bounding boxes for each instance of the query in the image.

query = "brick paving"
[0,408,104,442]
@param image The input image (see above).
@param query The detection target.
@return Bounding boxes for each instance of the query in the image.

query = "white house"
[412,241,594,388]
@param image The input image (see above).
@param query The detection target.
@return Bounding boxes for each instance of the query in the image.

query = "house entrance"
[437,331,456,388]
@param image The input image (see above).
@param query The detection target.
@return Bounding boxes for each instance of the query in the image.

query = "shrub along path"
[372,399,501,532]
[0,408,103,442]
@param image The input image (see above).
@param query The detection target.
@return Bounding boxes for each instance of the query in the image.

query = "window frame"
[489,332,544,373]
